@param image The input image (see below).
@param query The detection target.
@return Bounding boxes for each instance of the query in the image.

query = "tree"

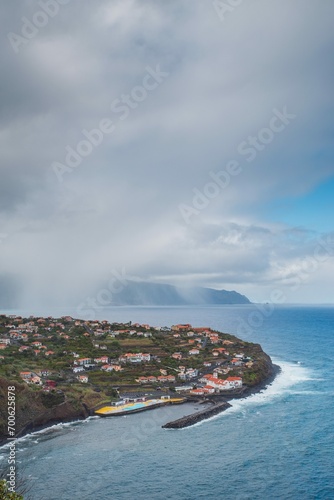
[0,480,23,499]
[0,466,31,500]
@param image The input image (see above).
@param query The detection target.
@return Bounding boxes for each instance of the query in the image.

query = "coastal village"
[0,314,268,408]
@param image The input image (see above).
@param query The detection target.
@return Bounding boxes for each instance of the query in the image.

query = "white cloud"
[0,0,333,306]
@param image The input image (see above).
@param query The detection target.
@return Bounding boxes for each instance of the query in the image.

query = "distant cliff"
[109,281,251,305]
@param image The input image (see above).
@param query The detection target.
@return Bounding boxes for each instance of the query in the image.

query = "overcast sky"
[0,0,334,309]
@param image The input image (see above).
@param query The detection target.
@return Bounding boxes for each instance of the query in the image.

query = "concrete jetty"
[162,401,231,429]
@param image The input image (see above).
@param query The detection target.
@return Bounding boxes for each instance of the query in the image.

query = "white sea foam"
[224,358,315,413]
[286,390,319,395]
[0,419,88,450]
[0,415,99,451]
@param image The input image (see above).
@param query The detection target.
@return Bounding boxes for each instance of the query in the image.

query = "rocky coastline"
[0,363,281,445]
[0,378,91,447]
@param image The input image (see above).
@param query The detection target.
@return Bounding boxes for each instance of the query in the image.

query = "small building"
[175,385,193,393]
[199,374,242,391]
[189,348,200,355]
[119,353,151,363]
[193,327,211,334]
[190,388,205,396]
[77,358,92,366]
[171,324,192,332]
[95,356,110,364]
[186,368,198,378]
[73,366,85,373]
[0,338,11,345]
[172,353,182,360]
[101,364,114,372]
[203,385,215,394]
[225,376,242,389]
[31,376,42,385]
[110,364,122,371]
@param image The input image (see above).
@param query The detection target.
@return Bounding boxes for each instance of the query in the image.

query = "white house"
[76,358,92,366]
[73,366,85,373]
[119,353,151,363]
[94,356,110,364]
[189,348,200,355]
[175,385,194,392]
[199,374,242,391]
[101,364,114,372]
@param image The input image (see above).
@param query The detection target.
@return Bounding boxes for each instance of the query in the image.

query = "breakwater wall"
[162,401,231,429]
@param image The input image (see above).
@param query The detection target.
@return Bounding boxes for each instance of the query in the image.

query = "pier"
[162,401,231,429]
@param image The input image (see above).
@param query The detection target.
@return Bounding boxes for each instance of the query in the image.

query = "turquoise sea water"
[1,305,334,500]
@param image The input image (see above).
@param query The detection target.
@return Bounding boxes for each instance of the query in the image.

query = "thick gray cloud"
[0,0,333,307]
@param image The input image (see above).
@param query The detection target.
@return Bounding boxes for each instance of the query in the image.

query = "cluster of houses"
[178,367,199,380]
[70,351,157,381]
[71,356,118,380]
[119,353,151,363]
[189,373,242,395]
[0,320,59,356]
[71,352,153,379]
[19,370,58,390]
[136,375,176,384]
[1,315,252,394]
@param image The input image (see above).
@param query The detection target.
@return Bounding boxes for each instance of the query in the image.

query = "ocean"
[1,305,333,500]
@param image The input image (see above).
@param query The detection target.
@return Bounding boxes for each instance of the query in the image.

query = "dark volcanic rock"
[0,377,89,444]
